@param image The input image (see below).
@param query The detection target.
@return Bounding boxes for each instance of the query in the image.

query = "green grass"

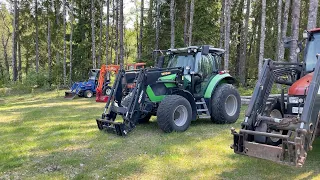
[1,90,320,179]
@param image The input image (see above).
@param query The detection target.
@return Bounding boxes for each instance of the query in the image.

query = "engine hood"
[288,73,313,96]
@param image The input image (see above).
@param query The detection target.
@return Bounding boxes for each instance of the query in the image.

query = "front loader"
[231,28,320,167]
[96,45,241,136]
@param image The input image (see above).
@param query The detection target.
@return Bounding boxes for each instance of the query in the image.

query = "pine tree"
[258,0,266,77]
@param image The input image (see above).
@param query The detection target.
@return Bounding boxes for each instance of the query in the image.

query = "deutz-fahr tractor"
[96,45,241,136]
[231,28,320,167]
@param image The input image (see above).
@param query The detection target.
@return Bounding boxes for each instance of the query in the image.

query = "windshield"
[305,32,320,72]
[167,54,195,71]
[89,70,99,80]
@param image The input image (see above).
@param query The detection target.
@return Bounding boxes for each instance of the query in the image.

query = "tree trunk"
[98,0,103,67]
[239,0,250,86]
[307,0,319,30]
[106,0,110,65]
[276,0,282,62]
[170,0,175,48]
[183,0,189,46]
[12,0,18,81]
[278,0,291,62]
[258,0,266,77]
[48,15,52,86]
[138,0,144,60]
[188,0,195,46]
[91,0,96,68]
[154,0,160,66]
[1,8,11,80]
[119,0,124,64]
[289,0,301,63]
[63,0,67,86]
[35,0,39,73]
[224,0,231,70]
[115,0,119,64]
[18,38,22,82]
[219,0,225,49]
[69,0,74,85]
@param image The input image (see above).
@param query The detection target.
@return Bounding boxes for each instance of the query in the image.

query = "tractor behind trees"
[96,45,241,136]
[231,28,320,167]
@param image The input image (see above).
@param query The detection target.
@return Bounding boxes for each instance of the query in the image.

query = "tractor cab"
[304,28,320,72]
[88,69,101,83]
[166,46,228,96]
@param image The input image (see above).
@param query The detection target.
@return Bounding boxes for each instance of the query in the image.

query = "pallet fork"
[96,67,148,136]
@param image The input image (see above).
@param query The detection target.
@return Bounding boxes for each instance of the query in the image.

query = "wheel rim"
[87,91,93,98]
[105,88,111,96]
[173,105,188,127]
[269,109,283,143]
[225,94,238,116]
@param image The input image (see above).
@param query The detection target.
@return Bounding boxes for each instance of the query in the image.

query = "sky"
[0,0,147,29]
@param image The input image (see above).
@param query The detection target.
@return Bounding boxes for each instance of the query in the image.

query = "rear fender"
[204,73,236,98]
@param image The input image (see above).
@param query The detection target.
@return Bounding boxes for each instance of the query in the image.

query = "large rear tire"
[211,84,241,124]
[121,93,152,123]
[157,95,192,133]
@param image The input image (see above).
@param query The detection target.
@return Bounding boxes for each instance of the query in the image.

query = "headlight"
[288,97,299,103]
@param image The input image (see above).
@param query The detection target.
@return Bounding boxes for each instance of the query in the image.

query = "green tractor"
[96,45,241,135]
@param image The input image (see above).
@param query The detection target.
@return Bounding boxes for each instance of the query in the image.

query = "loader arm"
[231,59,320,167]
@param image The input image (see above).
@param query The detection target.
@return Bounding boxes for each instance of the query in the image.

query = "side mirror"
[303,30,309,39]
[201,45,210,55]
[316,54,320,60]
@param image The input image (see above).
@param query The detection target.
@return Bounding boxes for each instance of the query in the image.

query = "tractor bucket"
[64,91,77,99]
[96,92,109,102]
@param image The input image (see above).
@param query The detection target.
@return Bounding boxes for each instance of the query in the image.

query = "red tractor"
[95,63,146,102]
[231,28,320,167]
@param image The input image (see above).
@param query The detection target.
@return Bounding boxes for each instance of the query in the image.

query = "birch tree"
[188,0,195,46]
[219,0,225,49]
[183,0,189,46]
[91,0,96,68]
[119,0,124,64]
[170,0,175,48]
[276,0,282,62]
[224,0,231,70]
[35,0,39,73]
[307,0,319,30]
[278,0,291,62]
[106,0,110,65]
[239,0,250,85]
[258,0,266,77]
[138,0,144,60]
[12,0,18,81]
[63,0,66,86]
[69,0,74,84]
[289,0,301,63]
[47,0,52,86]
[98,0,103,67]
[154,0,160,66]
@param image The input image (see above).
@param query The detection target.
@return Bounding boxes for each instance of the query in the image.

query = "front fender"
[204,73,236,98]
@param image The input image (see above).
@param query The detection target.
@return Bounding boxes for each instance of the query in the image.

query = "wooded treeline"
[0,0,319,88]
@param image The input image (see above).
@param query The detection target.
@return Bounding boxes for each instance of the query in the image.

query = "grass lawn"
[1,90,320,179]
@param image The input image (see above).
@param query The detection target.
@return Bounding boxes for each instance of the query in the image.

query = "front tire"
[157,95,192,133]
[84,90,93,98]
[121,93,152,123]
[211,84,241,124]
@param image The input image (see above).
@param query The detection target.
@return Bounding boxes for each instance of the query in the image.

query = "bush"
[24,70,49,88]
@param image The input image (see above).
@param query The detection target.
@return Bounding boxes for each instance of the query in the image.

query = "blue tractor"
[65,69,100,99]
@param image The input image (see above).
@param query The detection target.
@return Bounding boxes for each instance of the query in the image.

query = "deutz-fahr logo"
[161,72,171,76]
